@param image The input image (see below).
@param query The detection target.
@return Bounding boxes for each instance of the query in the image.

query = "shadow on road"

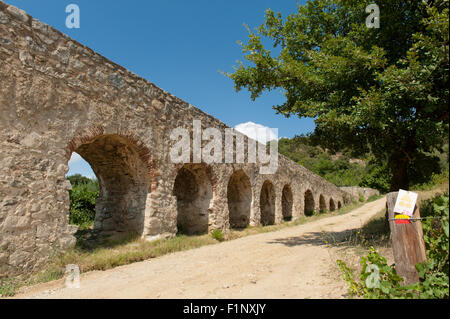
[267,229,359,247]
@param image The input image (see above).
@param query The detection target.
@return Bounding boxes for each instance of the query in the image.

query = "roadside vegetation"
[332,177,449,299]
[67,174,99,230]
[337,192,449,299]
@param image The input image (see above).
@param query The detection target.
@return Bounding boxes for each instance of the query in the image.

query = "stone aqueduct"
[0,2,350,276]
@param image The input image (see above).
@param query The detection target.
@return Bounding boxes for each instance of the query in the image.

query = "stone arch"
[338,201,342,209]
[173,163,213,235]
[304,189,315,216]
[260,180,275,225]
[319,194,327,213]
[329,198,336,212]
[227,170,252,229]
[68,133,153,235]
[281,184,293,221]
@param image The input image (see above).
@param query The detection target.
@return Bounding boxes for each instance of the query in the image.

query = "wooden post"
[386,192,427,285]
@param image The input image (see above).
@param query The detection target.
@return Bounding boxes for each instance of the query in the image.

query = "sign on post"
[386,191,427,284]
[393,189,418,224]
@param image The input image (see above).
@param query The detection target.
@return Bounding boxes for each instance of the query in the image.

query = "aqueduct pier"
[0,2,350,276]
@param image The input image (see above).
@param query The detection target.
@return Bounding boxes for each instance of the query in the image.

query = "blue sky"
[6,0,314,177]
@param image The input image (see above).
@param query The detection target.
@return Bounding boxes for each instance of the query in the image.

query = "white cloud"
[67,152,96,178]
[68,152,83,165]
[234,122,278,145]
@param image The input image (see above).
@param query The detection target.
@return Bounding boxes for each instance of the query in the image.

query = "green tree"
[67,174,93,187]
[227,0,449,190]
[67,175,99,229]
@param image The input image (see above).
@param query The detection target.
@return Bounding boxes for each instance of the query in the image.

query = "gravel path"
[15,197,386,299]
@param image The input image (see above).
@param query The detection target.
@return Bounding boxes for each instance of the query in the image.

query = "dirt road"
[16,197,386,299]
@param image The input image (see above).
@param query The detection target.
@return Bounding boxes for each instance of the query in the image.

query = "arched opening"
[66,155,98,231]
[338,201,342,209]
[227,170,252,229]
[282,184,293,221]
[304,190,315,216]
[260,180,275,226]
[173,164,212,235]
[319,194,327,213]
[329,198,336,212]
[69,134,151,236]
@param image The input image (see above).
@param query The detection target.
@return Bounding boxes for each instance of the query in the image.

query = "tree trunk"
[391,156,410,191]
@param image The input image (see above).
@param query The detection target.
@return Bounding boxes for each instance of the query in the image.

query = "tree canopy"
[227,0,449,190]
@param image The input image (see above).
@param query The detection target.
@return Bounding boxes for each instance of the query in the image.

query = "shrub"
[359,161,391,194]
[211,229,225,242]
[412,167,449,191]
[338,194,449,299]
[337,247,422,298]
[415,194,449,298]
[67,176,99,229]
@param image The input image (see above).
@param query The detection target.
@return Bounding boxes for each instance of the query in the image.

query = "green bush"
[359,161,392,194]
[416,194,449,298]
[338,194,449,299]
[211,229,224,242]
[412,167,449,191]
[67,175,99,229]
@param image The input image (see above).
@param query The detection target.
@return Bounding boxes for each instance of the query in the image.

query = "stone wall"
[340,186,381,202]
[0,1,348,277]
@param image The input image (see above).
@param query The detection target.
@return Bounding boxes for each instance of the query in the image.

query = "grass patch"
[211,229,225,242]
[0,198,374,297]
[367,194,383,202]
[0,278,20,298]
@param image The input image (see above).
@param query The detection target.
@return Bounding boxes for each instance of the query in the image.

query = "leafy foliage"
[337,247,421,298]
[278,136,369,187]
[227,0,449,190]
[337,194,449,299]
[211,229,225,242]
[412,166,449,191]
[67,175,99,229]
[415,194,449,298]
[359,157,392,193]
[278,134,447,193]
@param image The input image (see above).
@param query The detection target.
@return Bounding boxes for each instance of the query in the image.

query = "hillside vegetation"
[277,135,449,193]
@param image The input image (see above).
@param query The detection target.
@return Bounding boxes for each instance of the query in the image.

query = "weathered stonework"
[0,2,350,277]
[339,187,380,202]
